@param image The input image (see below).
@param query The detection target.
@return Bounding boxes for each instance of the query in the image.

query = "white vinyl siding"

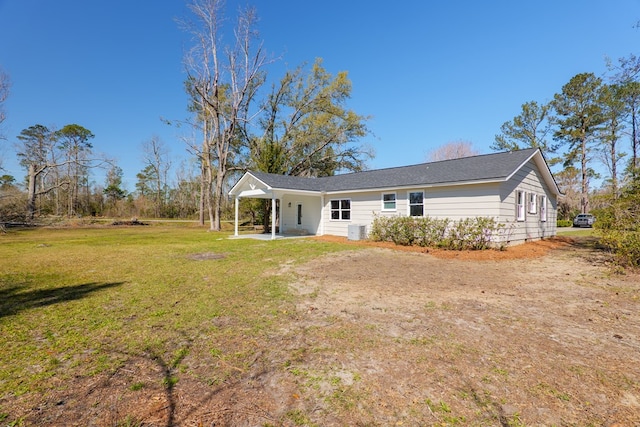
[323,191,402,237]
[423,184,501,220]
[500,159,557,243]
[280,195,322,235]
[322,185,503,238]
[319,158,557,244]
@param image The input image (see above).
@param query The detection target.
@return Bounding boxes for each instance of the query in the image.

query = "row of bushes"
[593,182,640,267]
[368,215,511,250]
[600,229,640,268]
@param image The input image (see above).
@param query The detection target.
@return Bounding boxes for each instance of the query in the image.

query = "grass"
[556,226,598,237]
[0,225,350,407]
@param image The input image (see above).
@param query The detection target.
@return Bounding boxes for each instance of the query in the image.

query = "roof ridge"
[417,147,538,167]
[328,147,538,177]
[249,148,538,178]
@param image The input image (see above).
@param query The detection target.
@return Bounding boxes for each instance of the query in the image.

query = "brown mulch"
[312,234,575,261]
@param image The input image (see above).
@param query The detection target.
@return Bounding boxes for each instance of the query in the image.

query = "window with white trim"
[409,191,424,217]
[516,190,526,221]
[330,199,351,220]
[382,193,396,211]
[540,195,547,222]
[528,192,537,214]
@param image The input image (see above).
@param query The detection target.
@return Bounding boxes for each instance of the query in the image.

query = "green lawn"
[556,226,599,237]
[0,225,348,408]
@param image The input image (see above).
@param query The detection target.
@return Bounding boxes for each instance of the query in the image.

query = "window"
[516,190,526,221]
[528,192,537,214]
[382,193,396,210]
[540,195,547,222]
[330,199,351,220]
[409,191,424,217]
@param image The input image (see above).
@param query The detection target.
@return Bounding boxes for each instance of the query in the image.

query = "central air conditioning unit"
[347,224,366,241]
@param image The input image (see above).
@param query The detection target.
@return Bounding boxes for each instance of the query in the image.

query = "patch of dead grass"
[185,252,226,261]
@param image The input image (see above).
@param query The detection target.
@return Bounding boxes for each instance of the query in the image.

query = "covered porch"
[228,172,324,240]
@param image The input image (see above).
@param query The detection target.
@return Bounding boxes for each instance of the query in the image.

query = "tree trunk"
[581,137,589,213]
[199,162,206,226]
[633,110,638,177]
[199,122,210,227]
[611,132,618,197]
[206,166,215,231]
[262,199,271,233]
[27,164,37,220]
[211,167,224,231]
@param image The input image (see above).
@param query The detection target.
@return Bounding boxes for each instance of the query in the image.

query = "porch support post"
[234,197,239,237]
[271,196,277,240]
[320,194,325,236]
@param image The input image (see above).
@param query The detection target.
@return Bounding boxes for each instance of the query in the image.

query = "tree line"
[1,0,373,227]
[493,55,640,219]
[1,0,640,231]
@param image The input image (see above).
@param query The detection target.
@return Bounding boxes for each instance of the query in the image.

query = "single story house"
[228,148,561,245]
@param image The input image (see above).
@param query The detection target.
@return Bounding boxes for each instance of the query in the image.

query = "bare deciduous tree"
[17,125,57,219]
[17,123,107,219]
[596,84,626,197]
[427,140,479,162]
[181,0,269,231]
[140,135,172,217]
[555,166,581,219]
[0,68,10,171]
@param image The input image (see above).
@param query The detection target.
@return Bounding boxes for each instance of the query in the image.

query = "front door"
[296,203,303,228]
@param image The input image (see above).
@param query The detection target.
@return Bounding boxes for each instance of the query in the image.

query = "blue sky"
[1,0,639,191]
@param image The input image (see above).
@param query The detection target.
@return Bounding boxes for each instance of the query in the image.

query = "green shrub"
[557,219,572,228]
[596,182,640,267]
[391,216,418,246]
[600,230,640,267]
[414,217,449,247]
[369,214,507,251]
[368,214,393,242]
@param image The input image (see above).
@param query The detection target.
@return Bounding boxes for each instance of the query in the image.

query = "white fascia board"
[535,155,562,196]
[272,188,322,197]
[229,172,272,196]
[235,187,322,199]
[239,188,271,197]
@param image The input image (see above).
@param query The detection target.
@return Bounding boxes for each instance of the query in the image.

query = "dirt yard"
[8,236,640,426]
[279,236,640,426]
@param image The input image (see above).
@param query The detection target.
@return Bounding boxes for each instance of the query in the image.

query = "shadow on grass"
[556,234,603,250]
[0,281,125,318]
[146,347,188,427]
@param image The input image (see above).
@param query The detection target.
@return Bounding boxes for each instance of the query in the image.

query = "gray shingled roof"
[248,148,540,192]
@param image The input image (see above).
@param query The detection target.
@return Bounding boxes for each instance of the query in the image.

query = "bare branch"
[182,0,269,230]
[427,141,480,162]
[0,68,9,137]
